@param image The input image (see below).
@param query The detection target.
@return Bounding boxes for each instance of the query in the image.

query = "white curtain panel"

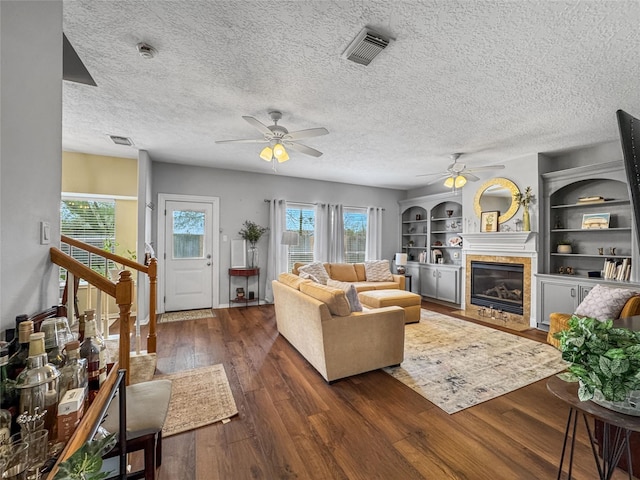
[365,206,384,260]
[328,204,344,263]
[314,203,330,261]
[263,199,288,303]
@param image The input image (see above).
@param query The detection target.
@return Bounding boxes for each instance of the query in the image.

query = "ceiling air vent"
[109,135,133,146]
[342,28,393,66]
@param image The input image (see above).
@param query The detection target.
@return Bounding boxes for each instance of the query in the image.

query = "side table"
[229,267,260,308]
[547,375,640,479]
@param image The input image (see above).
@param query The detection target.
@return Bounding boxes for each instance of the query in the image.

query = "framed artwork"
[231,239,247,267]
[581,213,610,229]
[480,211,499,232]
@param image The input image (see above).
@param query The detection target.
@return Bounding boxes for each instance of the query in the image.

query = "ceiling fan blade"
[284,142,323,157]
[416,171,449,178]
[422,175,452,186]
[464,172,481,182]
[283,127,329,141]
[465,164,505,173]
[242,116,274,136]
[215,138,269,144]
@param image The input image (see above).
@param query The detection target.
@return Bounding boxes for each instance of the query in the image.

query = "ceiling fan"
[417,153,505,188]
[215,111,329,164]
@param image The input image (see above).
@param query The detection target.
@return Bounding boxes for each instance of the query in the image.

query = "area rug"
[158,308,215,324]
[156,364,238,437]
[384,309,568,414]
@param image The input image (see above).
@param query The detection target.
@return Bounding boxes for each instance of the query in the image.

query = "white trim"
[157,193,220,313]
[62,192,138,201]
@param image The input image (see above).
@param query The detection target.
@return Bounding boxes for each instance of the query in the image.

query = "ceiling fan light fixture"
[444,176,455,188]
[273,143,289,162]
[455,175,467,188]
[260,146,273,161]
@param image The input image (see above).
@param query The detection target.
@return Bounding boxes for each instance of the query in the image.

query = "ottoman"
[358,289,421,324]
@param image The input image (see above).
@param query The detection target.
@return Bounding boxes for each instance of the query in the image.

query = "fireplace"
[470,261,524,315]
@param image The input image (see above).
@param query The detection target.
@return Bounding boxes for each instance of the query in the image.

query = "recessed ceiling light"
[137,42,157,59]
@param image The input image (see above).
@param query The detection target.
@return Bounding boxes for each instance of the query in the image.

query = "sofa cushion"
[364,260,394,282]
[353,263,367,281]
[327,279,363,312]
[328,263,358,282]
[297,262,330,285]
[299,282,351,317]
[278,272,311,290]
[574,284,638,321]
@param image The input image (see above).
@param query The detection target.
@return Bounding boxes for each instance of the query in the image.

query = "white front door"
[164,200,214,311]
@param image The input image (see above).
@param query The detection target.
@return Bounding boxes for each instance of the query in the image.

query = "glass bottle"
[0,343,17,437]
[15,332,60,438]
[77,313,86,343]
[7,320,34,380]
[5,314,28,357]
[0,408,10,444]
[86,313,108,385]
[40,317,65,368]
[80,320,104,403]
[59,340,88,401]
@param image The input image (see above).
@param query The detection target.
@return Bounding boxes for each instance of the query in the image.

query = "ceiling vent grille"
[342,28,392,66]
[109,135,133,146]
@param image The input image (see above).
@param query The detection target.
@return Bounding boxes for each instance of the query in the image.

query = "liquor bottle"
[80,320,105,403]
[77,313,86,343]
[15,332,60,438]
[85,313,108,385]
[4,314,28,357]
[0,343,17,436]
[6,320,34,380]
[59,340,88,401]
[40,317,65,368]
[0,408,10,444]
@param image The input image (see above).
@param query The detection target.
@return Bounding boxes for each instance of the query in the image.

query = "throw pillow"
[298,271,320,283]
[297,262,330,285]
[364,260,394,282]
[574,284,638,321]
[326,279,363,312]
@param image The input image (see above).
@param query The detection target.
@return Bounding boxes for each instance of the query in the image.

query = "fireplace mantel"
[461,232,537,252]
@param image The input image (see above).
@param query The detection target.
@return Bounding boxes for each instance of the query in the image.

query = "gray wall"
[151,162,405,304]
[1,1,62,332]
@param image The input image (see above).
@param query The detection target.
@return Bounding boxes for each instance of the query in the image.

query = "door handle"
[206,254,212,259]
[571,288,576,297]
[207,262,211,266]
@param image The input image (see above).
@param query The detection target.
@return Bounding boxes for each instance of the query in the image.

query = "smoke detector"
[342,27,393,66]
[137,42,157,59]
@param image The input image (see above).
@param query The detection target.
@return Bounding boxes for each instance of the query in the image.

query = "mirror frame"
[473,177,520,224]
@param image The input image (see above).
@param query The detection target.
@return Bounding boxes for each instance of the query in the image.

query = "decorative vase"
[522,207,531,231]
[592,388,640,416]
[557,244,572,254]
[247,244,259,268]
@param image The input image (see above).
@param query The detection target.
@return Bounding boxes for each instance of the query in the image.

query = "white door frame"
[157,193,220,314]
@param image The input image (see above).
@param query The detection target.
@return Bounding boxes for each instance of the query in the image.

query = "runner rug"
[157,364,238,436]
[384,309,568,414]
[158,308,216,324]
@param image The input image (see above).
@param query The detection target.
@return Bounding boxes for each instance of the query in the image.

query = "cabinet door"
[578,285,593,304]
[420,266,437,297]
[405,264,420,294]
[538,280,580,326]
[437,268,459,304]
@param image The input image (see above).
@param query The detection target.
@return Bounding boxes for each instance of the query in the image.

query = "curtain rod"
[263,199,384,210]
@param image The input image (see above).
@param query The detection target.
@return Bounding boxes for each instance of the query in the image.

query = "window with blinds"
[60,198,116,280]
[344,207,367,263]
[285,204,315,272]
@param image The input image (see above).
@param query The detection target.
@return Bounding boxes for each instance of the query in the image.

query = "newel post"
[115,269,133,385]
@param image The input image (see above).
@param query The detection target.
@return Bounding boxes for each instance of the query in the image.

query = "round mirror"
[473,177,520,224]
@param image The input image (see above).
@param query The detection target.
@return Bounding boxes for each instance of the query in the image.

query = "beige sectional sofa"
[272,273,405,382]
[292,262,405,291]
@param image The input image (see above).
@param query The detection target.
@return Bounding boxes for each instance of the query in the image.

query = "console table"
[547,375,640,480]
[228,267,260,308]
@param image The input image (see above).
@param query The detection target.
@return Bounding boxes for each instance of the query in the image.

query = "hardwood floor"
[125,302,631,479]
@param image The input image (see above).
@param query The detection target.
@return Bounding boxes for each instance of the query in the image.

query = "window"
[60,198,116,280]
[344,208,367,263]
[285,204,315,272]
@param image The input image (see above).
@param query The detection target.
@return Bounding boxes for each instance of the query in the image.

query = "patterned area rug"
[158,308,216,324]
[156,364,238,437]
[384,309,568,414]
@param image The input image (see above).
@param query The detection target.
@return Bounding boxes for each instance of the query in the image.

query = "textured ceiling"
[62,0,640,190]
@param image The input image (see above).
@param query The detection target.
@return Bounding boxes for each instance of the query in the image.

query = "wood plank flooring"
[124,301,632,479]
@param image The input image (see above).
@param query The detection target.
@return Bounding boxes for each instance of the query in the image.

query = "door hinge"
[164,252,166,260]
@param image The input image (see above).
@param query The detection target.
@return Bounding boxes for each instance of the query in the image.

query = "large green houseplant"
[554,315,640,405]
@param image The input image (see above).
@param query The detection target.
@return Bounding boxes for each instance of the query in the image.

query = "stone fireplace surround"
[460,232,537,330]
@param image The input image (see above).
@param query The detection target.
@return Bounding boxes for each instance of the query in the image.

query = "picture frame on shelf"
[581,212,610,229]
[480,211,499,233]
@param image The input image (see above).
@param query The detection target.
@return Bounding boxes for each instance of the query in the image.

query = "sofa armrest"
[547,312,573,348]
[391,274,405,290]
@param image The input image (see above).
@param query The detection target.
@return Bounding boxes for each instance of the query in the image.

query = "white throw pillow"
[298,271,320,283]
[574,284,637,321]
[364,260,394,282]
[297,262,329,285]
[326,279,363,312]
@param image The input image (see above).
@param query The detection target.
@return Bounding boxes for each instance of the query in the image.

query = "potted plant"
[53,433,117,479]
[555,315,640,415]
[238,221,268,268]
[513,186,535,231]
[557,239,573,254]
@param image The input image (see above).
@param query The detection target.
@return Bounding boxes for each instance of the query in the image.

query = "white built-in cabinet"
[399,193,463,305]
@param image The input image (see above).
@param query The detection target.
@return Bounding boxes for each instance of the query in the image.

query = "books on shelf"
[602,257,631,281]
[577,196,605,204]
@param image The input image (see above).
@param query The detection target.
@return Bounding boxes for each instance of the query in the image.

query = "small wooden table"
[547,375,640,479]
[228,267,260,308]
